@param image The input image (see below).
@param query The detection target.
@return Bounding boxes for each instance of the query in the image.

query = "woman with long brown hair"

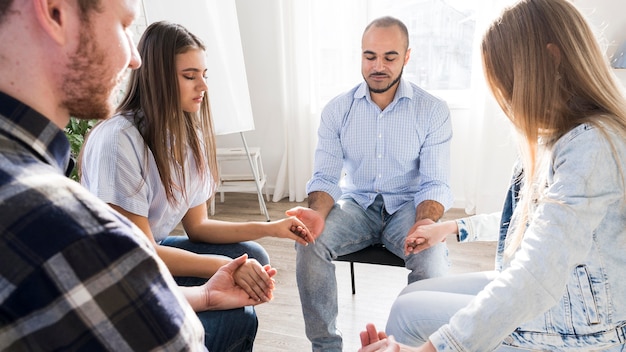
[359,0,626,351]
[80,21,312,351]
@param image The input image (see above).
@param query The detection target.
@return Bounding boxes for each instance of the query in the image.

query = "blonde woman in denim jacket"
[358,0,626,351]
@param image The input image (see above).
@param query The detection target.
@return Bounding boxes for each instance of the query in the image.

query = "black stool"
[334,244,405,294]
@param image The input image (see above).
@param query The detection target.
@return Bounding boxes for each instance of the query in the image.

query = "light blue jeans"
[161,236,269,352]
[386,272,626,351]
[296,195,449,352]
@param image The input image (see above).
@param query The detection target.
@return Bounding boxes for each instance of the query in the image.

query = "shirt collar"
[355,77,412,106]
[0,91,72,176]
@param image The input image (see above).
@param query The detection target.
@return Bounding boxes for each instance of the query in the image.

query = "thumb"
[285,206,302,217]
[222,254,248,273]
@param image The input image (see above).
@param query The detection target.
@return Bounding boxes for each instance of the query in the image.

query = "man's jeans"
[161,236,269,352]
[296,196,449,352]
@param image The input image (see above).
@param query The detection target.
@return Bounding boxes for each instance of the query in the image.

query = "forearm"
[185,219,276,243]
[415,200,444,222]
[307,191,335,219]
[178,285,207,312]
[436,220,460,240]
[156,244,228,278]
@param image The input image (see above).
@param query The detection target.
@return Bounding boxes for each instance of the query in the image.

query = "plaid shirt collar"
[0,91,72,176]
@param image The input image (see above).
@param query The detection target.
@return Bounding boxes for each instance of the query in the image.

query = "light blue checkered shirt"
[306,78,453,214]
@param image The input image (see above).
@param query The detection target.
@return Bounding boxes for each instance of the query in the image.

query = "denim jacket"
[431,123,626,351]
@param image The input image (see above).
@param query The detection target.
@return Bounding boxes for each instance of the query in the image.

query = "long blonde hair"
[116,21,218,204]
[481,0,626,256]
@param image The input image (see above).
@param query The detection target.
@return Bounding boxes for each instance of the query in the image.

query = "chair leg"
[350,261,356,295]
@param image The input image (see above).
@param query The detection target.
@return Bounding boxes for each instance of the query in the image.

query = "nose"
[198,77,209,92]
[129,44,142,69]
[373,57,385,71]
[126,34,142,69]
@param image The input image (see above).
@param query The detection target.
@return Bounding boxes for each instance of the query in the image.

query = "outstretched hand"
[359,323,428,352]
[358,323,400,352]
[285,206,325,241]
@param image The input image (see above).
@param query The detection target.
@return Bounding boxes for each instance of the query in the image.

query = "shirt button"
[378,154,382,158]
[378,174,382,178]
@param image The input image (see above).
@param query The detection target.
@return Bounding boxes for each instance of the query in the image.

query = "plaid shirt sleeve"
[0,173,206,351]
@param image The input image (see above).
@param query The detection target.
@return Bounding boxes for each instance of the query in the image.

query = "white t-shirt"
[81,113,212,242]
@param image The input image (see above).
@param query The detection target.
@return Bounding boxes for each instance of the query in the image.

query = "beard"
[61,26,120,121]
[366,68,403,94]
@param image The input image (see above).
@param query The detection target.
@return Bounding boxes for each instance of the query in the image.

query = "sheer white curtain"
[271,0,365,202]
[272,0,518,213]
[461,0,518,215]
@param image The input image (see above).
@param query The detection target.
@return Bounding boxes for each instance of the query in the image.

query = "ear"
[31,0,71,45]
[546,43,561,65]
[404,47,411,66]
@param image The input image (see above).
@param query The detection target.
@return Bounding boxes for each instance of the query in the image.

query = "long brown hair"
[117,21,218,204]
[481,0,626,256]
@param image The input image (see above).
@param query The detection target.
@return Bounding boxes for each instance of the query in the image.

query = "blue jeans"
[161,236,269,352]
[387,272,501,347]
[387,272,626,351]
[296,196,449,352]
[387,272,533,351]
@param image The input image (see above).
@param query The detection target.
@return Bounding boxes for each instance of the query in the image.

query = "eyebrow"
[363,50,400,56]
[181,68,207,73]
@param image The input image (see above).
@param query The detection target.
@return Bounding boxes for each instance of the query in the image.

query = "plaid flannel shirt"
[0,92,205,351]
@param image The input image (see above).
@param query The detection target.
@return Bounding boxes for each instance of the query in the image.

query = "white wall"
[221,0,626,207]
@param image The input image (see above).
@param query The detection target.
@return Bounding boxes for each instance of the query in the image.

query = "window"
[370,0,476,91]
[310,0,504,109]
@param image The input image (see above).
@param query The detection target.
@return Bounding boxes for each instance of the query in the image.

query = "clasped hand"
[404,219,449,256]
[285,206,325,241]
[232,257,277,302]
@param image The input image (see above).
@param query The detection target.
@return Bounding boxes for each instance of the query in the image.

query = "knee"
[241,305,259,331]
[386,294,412,331]
[200,306,258,350]
[386,295,426,345]
[296,240,331,262]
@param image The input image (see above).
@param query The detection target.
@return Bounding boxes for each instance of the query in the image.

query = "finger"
[291,225,315,244]
[296,225,316,244]
[286,229,310,246]
[236,261,270,301]
[285,206,302,217]
[236,276,261,301]
[225,254,248,273]
[243,277,267,302]
[264,265,278,278]
[404,239,417,255]
[359,330,371,347]
[245,265,273,301]
[366,323,380,343]
[241,293,267,307]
